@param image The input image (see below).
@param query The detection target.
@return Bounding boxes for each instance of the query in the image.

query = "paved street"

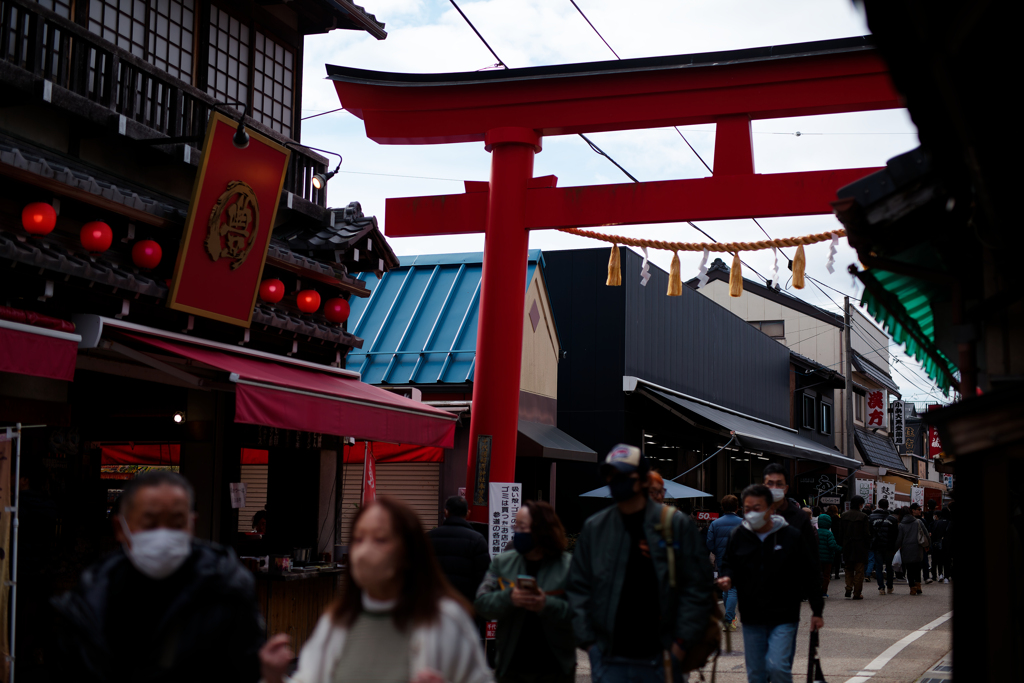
[575,580,952,683]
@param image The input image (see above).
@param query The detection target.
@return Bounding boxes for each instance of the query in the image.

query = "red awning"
[343,441,444,464]
[101,443,181,465]
[126,334,456,448]
[0,320,79,381]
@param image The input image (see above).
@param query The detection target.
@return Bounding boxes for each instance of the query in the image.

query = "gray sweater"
[893,515,927,563]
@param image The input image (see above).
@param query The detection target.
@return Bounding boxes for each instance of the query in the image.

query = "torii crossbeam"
[328,36,901,520]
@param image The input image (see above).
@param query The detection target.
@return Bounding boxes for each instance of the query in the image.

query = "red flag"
[362,442,377,505]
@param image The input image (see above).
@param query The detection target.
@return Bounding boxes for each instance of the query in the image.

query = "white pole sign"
[879,482,897,508]
[891,400,905,446]
[488,482,522,559]
[866,389,888,429]
[911,485,925,508]
[856,479,875,505]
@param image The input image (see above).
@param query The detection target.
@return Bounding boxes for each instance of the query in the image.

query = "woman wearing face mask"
[475,500,576,683]
[259,498,492,683]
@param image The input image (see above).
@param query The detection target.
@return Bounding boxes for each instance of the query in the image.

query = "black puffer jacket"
[51,540,265,683]
[427,516,491,603]
[721,516,823,626]
[868,509,898,555]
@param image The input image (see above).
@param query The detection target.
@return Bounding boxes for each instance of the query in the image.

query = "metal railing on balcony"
[0,0,327,208]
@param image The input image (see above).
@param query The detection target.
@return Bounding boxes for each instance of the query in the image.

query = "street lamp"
[291,144,343,192]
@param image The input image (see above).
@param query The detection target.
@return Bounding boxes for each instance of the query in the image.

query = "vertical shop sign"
[866,389,888,429]
[856,478,875,505]
[878,482,896,508]
[891,400,905,445]
[473,435,492,506]
[361,442,377,505]
[911,485,925,508]
[488,482,521,559]
[168,113,290,326]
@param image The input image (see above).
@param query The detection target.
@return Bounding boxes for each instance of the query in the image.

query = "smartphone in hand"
[516,575,538,591]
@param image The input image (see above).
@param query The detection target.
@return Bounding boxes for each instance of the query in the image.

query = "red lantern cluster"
[22,202,57,236]
[297,289,321,313]
[324,297,350,324]
[259,279,285,304]
[131,240,162,269]
[81,221,113,252]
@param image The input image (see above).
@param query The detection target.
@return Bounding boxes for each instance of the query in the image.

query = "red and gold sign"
[168,112,290,326]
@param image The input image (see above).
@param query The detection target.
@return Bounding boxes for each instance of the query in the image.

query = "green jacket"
[566,499,713,653]
[474,550,575,677]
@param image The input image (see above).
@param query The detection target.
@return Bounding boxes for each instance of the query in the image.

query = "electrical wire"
[579,134,639,182]
[567,0,620,59]
[302,107,344,120]
[672,436,736,481]
[447,0,507,69]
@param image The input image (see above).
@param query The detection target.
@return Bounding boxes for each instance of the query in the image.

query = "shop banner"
[488,482,521,559]
[911,485,925,508]
[927,404,944,459]
[943,474,955,489]
[856,478,875,505]
[878,482,897,508]
[891,400,905,446]
[866,389,888,429]
[695,511,719,522]
[168,113,290,327]
[361,443,377,506]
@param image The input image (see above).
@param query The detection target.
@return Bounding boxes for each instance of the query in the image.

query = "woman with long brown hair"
[475,500,575,683]
[260,498,492,683]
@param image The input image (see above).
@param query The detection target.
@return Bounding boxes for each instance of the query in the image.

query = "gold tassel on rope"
[606,244,622,286]
[729,253,743,297]
[667,252,682,296]
[793,245,806,289]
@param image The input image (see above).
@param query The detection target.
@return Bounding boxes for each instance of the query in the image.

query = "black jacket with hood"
[50,540,265,683]
[427,516,491,603]
[720,514,824,626]
[868,508,898,556]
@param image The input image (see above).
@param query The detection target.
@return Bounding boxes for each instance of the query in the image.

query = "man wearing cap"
[567,445,713,683]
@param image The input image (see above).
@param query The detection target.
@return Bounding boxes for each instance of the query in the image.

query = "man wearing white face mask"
[717,485,824,683]
[762,463,820,585]
[51,471,266,683]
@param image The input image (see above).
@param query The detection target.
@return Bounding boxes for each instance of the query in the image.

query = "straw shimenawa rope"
[558,227,846,253]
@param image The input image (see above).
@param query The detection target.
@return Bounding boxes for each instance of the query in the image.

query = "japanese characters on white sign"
[866,389,888,429]
[488,482,521,559]
[878,482,897,508]
[911,485,925,508]
[891,400,905,445]
[856,478,875,505]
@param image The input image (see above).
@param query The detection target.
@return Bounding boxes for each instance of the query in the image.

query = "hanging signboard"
[168,112,291,327]
[943,474,955,489]
[361,443,377,505]
[878,482,897,508]
[488,482,521,559]
[927,404,944,459]
[855,478,875,505]
[911,485,925,508]
[866,389,888,429]
[899,422,920,457]
[891,400,905,445]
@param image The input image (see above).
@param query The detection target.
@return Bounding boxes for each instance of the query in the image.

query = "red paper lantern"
[324,297,351,324]
[259,279,286,304]
[296,289,321,313]
[131,240,162,269]
[80,221,113,252]
[22,202,57,236]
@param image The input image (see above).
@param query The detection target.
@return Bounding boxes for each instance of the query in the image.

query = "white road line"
[843,611,953,683]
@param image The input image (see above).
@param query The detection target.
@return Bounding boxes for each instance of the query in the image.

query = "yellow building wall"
[520,268,561,399]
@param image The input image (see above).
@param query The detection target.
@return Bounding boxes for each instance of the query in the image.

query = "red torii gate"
[328,36,900,521]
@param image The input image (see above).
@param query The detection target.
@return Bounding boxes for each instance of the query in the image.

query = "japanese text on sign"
[866,389,888,429]
[488,482,521,559]
[891,400,905,446]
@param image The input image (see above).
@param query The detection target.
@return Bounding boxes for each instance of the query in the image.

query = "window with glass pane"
[148,0,194,83]
[88,0,148,58]
[802,394,815,430]
[855,391,864,422]
[253,30,293,136]
[820,403,833,435]
[207,5,249,111]
[34,0,72,19]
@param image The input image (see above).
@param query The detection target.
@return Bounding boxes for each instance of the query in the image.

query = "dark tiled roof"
[321,0,387,39]
[854,427,908,472]
[853,352,900,395]
[252,304,362,348]
[278,201,399,272]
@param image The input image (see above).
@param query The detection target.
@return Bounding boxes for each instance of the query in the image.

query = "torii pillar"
[328,37,900,521]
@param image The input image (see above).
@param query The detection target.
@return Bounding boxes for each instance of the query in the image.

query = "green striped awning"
[856,267,959,396]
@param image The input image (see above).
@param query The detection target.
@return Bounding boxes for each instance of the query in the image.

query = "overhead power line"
[447,0,507,69]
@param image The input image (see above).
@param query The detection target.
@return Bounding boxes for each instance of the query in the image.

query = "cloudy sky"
[298,0,948,403]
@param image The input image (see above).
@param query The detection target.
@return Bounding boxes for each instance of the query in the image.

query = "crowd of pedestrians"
[45,452,953,683]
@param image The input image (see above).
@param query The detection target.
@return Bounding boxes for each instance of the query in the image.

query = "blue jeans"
[866,551,876,577]
[589,645,687,683]
[875,557,894,590]
[742,622,799,683]
[724,587,738,623]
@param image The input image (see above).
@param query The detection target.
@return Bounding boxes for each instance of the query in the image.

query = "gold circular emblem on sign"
[206,180,261,270]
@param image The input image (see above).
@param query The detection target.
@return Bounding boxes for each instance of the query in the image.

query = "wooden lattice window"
[88,0,148,58]
[252,30,293,136]
[33,0,72,19]
[147,0,194,83]
[206,4,249,111]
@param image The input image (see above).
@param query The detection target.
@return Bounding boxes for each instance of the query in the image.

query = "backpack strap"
[656,504,678,589]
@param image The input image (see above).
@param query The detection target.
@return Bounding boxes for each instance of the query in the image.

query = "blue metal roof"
[348,250,545,384]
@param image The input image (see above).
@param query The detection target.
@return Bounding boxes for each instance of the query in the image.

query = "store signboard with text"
[168,113,290,326]
[866,389,888,429]
[488,482,521,558]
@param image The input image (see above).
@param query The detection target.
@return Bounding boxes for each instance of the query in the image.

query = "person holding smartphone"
[475,500,576,683]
